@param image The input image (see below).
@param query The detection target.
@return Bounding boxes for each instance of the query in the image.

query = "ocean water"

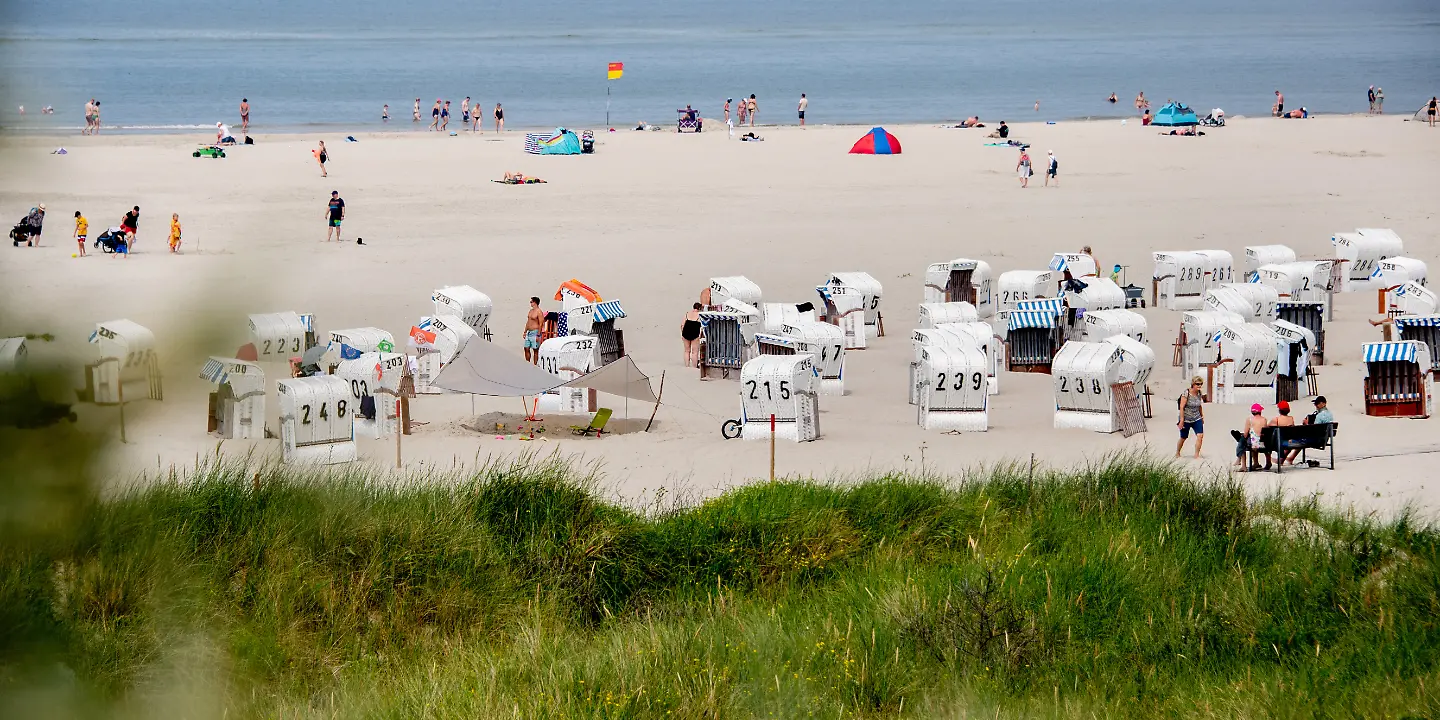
[1,0,1436,133]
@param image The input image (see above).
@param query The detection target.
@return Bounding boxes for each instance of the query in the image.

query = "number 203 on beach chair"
[571,407,612,437]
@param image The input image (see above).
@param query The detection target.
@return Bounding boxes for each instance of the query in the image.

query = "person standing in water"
[797,93,808,126]
[472,103,482,133]
[493,103,504,132]
[461,97,470,128]
[429,99,441,131]
[382,104,389,122]
[413,98,421,122]
[239,98,250,133]
[747,94,757,126]
[1374,87,1384,114]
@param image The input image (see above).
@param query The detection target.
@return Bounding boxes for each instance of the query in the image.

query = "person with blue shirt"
[1306,396,1334,425]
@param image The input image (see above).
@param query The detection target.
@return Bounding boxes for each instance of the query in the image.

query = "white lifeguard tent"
[277,375,356,465]
[248,312,316,362]
[433,285,494,340]
[739,354,820,442]
[994,270,1056,333]
[84,320,162,405]
[334,352,407,438]
[1244,245,1296,280]
[411,317,476,395]
[923,259,994,317]
[1049,252,1098,279]
[936,321,1001,395]
[821,272,884,338]
[1082,309,1147,344]
[1179,310,1244,386]
[1204,284,1279,321]
[1362,341,1433,419]
[1051,341,1126,433]
[706,276,763,308]
[1214,323,1279,405]
[200,357,264,439]
[536,334,598,413]
[0,337,26,373]
[918,302,979,329]
[1254,261,1333,304]
[1332,229,1403,291]
[1371,257,1428,289]
[1388,282,1438,316]
[917,344,989,432]
[1152,251,1221,310]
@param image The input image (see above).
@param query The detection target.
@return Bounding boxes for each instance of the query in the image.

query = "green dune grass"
[1,446,1436,719]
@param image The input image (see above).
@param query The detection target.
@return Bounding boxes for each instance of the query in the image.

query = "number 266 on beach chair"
[571,407,612,437]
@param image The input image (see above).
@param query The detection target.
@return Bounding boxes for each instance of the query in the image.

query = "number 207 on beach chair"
[571,407,612,437]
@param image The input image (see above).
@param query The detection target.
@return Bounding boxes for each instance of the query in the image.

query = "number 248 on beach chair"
[571,408,612,437]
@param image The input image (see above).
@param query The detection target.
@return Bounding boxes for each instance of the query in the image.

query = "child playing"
[74,211,88,257]
[168,213,182,253]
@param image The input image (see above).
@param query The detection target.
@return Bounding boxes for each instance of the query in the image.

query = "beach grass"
[1,434,1437,718]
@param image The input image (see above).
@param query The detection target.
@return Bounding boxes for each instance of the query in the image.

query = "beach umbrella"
[849,127,902,155]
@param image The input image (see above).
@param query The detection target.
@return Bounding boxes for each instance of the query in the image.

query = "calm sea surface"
[1,0,1436,132]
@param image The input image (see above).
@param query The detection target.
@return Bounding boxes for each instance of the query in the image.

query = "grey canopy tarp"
[558,355,657,403]
[433,336,659,403]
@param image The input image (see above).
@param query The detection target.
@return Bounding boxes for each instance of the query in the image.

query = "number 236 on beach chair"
[571,407,612,437]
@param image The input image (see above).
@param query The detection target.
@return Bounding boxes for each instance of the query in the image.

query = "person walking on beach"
[314,140,329,177]
[1374,87,1384,114]
[73,210,87,257]
[1016,148,1032,188]
[82,99,94,135]
[461,97,470,127]
[92,101,100,134]
[797,93,808,126]
[239,98,249,133]
[168,213,182,253]
[494,103,504,132]
[723,98,731,124]
[324,191,345,242]
[747,95,757,126]
[524,297,543,364]
[681,303,703,367]
[1272,90,1284,116]
[413,98,420,122]
[472,104,482,133]
[429,99,441,131]
[1367,86,1376,114]
[1044,150,1059,187]
[1176,377,1205,459]
[1428,97,1438,128]
[120,206,139,249]
[440,101,451,131]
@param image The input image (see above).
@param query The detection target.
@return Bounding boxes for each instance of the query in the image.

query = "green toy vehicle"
[193,146,226,159]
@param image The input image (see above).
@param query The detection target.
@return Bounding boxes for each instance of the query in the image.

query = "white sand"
[1,115,1436,516]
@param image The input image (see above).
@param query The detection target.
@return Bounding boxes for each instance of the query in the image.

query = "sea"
[1,0,1436,133]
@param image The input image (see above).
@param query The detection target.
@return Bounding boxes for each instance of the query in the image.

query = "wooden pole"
[769,413,776,481]
[645,371,665,432]
[395,398,402,469]
[117,363,126,444]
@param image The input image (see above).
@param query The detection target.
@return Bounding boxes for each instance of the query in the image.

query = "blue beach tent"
[539,128,583,155]
[1152,103,1199,127]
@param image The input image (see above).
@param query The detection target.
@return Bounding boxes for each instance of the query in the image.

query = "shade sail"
[558,355,658,403]
[433,337,574,396]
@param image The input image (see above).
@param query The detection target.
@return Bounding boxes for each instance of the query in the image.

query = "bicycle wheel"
[720,419,742,440]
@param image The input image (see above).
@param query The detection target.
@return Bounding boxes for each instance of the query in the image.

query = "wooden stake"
[645,371,666,432]
[395,398,402,469]
[769,413,776,481]
[117,361,127,444]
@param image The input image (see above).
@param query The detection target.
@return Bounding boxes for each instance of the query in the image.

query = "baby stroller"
[9,221,32,247]
[1200,109,1225,127]
[581,130,595,154]
[95,226,128,254]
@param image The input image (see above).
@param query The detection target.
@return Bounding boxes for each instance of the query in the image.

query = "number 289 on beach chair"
[571,407,612,437]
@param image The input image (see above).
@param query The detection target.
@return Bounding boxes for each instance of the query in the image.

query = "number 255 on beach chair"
[571,407,612,437]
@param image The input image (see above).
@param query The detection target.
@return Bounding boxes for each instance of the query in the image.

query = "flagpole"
[606,84,611,129]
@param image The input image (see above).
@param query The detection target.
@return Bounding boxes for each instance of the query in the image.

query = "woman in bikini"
[681,303,703,368]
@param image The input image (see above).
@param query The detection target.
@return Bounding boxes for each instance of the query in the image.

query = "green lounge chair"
[570,408,612,437]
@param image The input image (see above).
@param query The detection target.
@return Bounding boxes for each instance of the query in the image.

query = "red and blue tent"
[849,127,902,155]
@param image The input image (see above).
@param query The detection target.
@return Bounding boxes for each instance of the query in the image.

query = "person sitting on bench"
[1270,400,1298,466]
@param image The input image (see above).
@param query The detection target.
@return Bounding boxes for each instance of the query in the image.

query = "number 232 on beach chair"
[571,407,612,437]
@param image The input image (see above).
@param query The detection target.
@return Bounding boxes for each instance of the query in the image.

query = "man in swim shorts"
[524,296,543,364]
[797,93,807,126]
[120,206,139,248]
[74,210,87,256]
[325,191,345,242]
[239,98,249,133]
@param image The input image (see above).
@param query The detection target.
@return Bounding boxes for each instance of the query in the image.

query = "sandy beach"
[1,114,1436,516]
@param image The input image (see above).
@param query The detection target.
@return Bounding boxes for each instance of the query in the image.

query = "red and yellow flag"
[607,62,624,80]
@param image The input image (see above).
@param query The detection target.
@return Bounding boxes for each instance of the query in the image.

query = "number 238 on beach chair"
[571,407,612,437]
